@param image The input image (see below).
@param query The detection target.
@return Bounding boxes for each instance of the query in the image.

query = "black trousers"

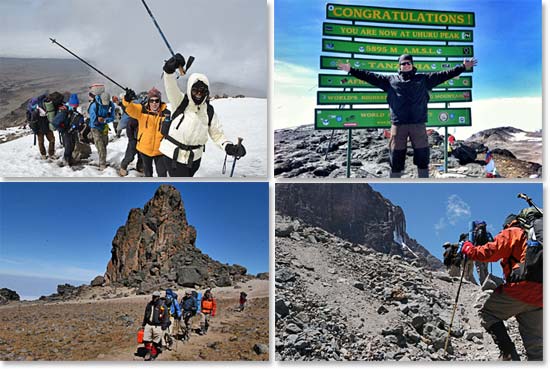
[140,153,168,177]
[62,131,77,161]
[120,137,143,171]
[168,158,201,177]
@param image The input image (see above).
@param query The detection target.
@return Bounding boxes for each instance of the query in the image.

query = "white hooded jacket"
[159,72,230,164]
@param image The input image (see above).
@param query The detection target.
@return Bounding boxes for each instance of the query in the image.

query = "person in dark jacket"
[141,291,170,361]
[338,54,477,178]
[181,291,197,333]
[52,93,84,167]
[28,94,56,160]
[461,214,542,361]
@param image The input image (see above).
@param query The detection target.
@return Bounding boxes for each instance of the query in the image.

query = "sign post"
[317,3,474,177]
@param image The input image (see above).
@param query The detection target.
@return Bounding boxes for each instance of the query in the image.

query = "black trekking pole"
[444,253,468,355]
[139,0,195,75]
[230,137,244,177]
[518,193,543,216]
[49,38,129,92]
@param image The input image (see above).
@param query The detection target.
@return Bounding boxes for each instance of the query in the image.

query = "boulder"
[90,276,105,287]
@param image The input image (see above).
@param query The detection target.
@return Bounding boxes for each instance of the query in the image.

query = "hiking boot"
[118,168,128,177]
[98,164,107,171]
[418,168,430,178]
[144,351,152,361]
[41,154,48,160]
[390,171,403,178]
[487,321,520,361]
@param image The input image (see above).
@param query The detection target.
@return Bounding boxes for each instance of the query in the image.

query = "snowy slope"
[0,98,267,178]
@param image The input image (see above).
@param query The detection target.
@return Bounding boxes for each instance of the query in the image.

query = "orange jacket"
[122,100,169,157]
[467,226,542,307]
[201,297,217,316]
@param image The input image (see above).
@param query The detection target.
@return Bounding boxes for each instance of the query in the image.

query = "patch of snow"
[509,131,543,142]
[0,98,267,178]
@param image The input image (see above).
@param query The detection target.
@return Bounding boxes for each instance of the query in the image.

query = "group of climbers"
[25,54,247,177]
[442,201,542,361]
[138,288,219,361]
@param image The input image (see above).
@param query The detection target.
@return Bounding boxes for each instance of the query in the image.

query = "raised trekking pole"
[49,38,129,91]
[230,137,244,177]
[139,0,195,75]
[518,193,543,215]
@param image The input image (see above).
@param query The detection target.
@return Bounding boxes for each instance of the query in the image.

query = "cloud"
[434,217,446,235]
[434,194,471,233]
[447,194,471,225]
[273,58,541,135]
[438,97,542,140]
[1,257,101,282]
[0,0,267,94]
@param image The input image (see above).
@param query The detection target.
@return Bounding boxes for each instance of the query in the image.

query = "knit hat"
[398,54,413,64]
[100,92,111,105]
[502,214,517,229]
[68,93,79,107]
[442,242,452,248]
[147,87,161,100]
[152,291,161,297]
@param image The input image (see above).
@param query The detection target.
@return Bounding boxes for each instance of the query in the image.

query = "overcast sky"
[0,0,267,94]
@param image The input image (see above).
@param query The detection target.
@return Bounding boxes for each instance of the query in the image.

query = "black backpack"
[509,207,543,283]
[162,95,214,136]
[452,144,477,165]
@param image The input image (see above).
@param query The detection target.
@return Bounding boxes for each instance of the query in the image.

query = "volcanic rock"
[104,185,247,290]
[0,288,20,304]
[276,183,443,270]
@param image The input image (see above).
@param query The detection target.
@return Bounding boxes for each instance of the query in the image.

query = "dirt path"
[0,280,268,361]
[100,280,269,361]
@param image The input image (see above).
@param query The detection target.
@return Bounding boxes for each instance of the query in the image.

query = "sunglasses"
[149,98,160,103]
[400,61,412,66]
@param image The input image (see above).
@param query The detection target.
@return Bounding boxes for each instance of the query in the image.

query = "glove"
[163,53,186,74]
[461,241,475,259]
[225,143,247,157]
[124,88,137,102]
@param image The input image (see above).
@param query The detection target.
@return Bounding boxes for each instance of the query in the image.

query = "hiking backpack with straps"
[161,95,215,167]
[161,94,214,137]
[509,207,543,283]
[165,289,178,308]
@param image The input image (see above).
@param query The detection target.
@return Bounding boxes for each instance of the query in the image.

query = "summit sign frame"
[326,4,475,27]
[317,3,475,176]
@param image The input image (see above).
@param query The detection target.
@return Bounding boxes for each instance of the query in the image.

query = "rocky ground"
[275,214,525,361]
[274,125,542,178]
[0,279,268,361]
[0,57,92,128]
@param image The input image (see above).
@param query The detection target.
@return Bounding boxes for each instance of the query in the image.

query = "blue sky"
[370,183,542,278]
[0,183,269,287]
[273,0,542,131]
[275,0,541,99]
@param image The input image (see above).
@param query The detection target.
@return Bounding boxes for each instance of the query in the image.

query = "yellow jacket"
[123,100,170,157]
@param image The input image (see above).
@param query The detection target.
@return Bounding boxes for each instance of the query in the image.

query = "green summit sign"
[318,74,472,88]
[321,56,470,73]
[326,3,475,27]
[323,39,473,58]
[315,108,471,129]
[317,90,472,105]
[323,23,474,42]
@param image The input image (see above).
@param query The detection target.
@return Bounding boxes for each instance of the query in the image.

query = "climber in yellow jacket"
[122,87,170,177]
